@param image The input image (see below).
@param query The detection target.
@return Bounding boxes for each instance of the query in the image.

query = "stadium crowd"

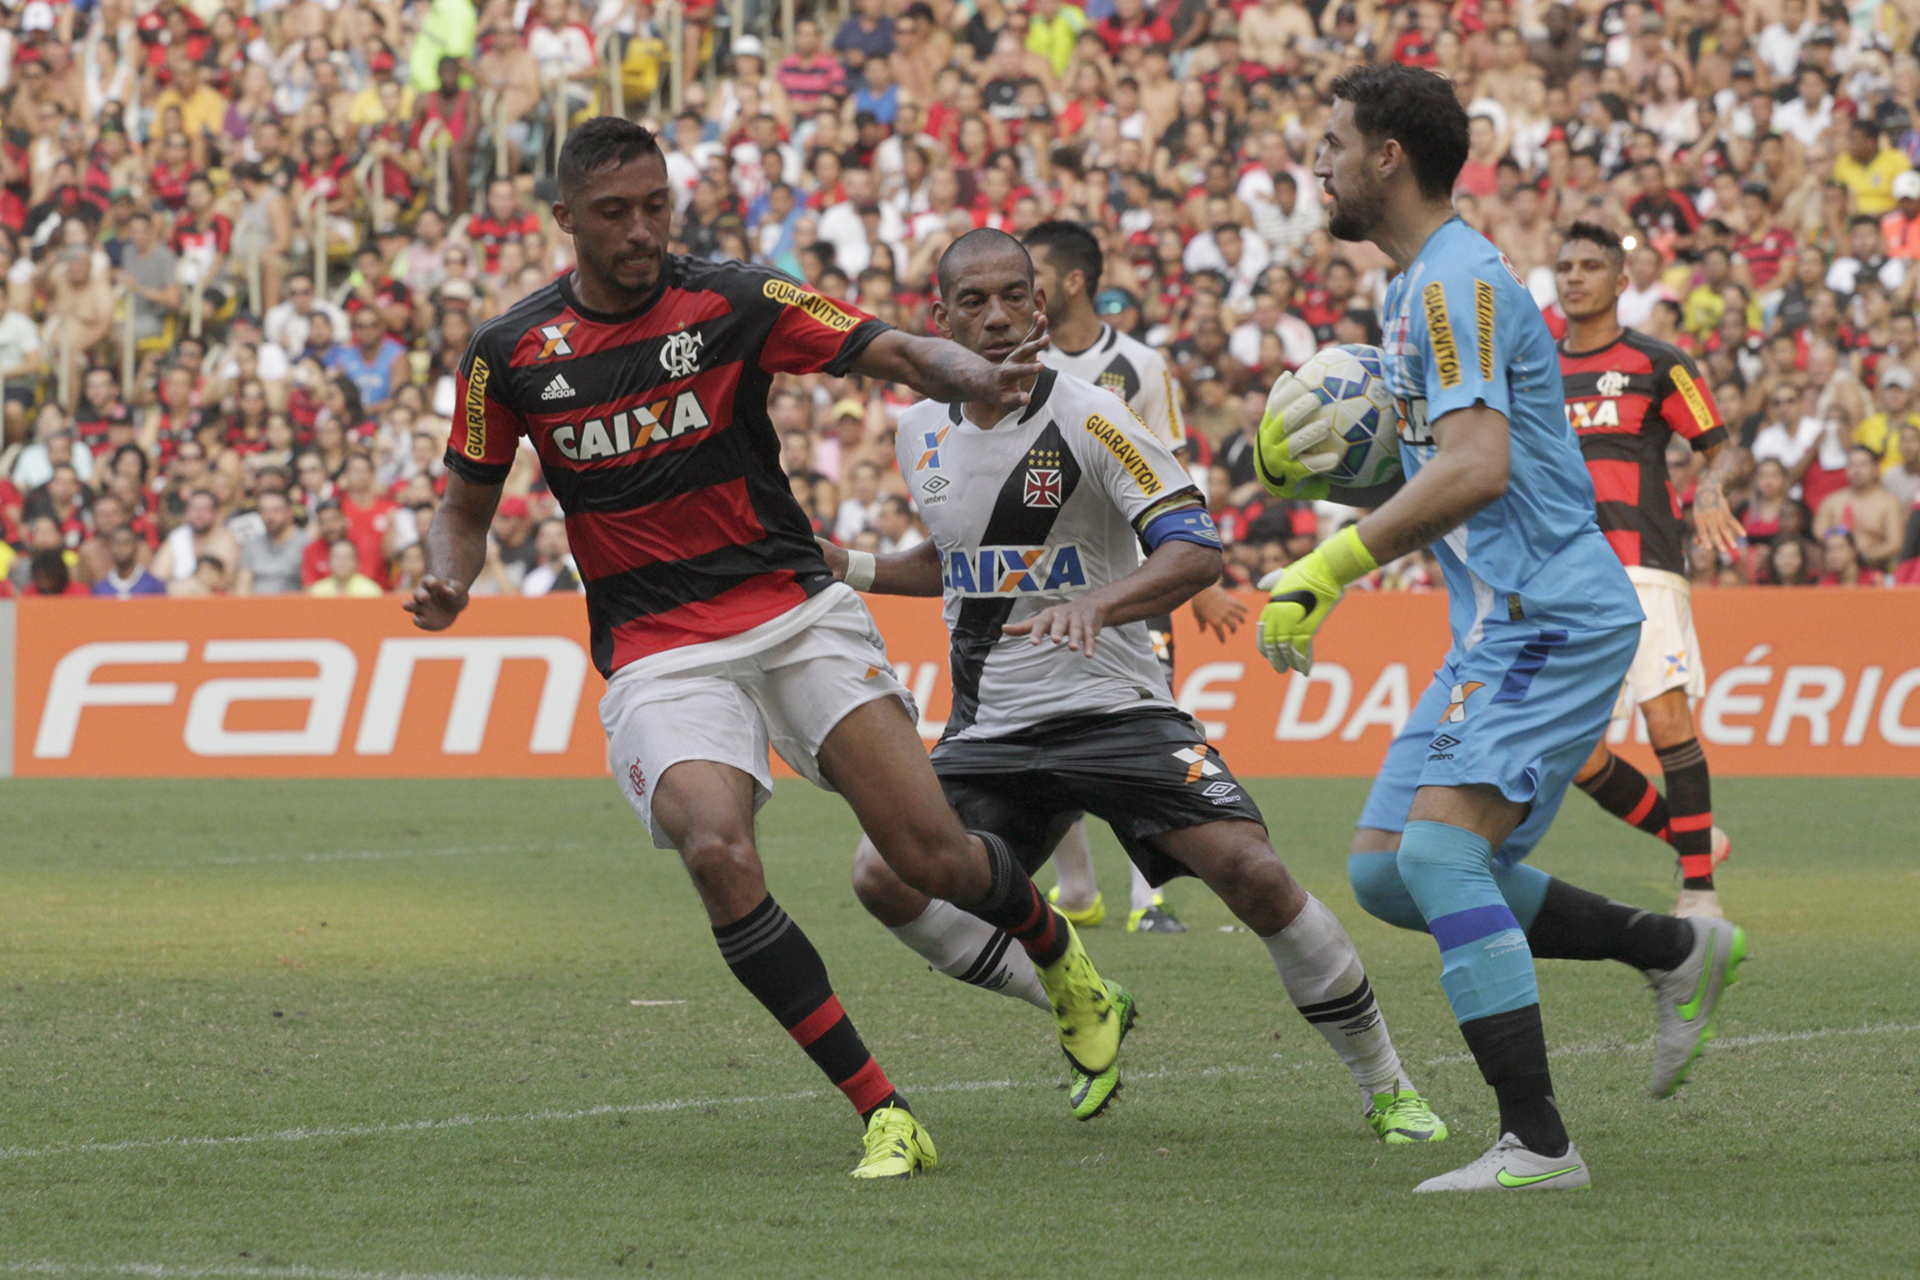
[3,0,1920,601]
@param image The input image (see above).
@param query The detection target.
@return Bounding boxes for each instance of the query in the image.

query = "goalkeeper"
[1253,64,1748,1194]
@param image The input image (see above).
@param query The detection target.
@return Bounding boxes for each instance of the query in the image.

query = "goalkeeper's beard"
[1327,177,1387,244]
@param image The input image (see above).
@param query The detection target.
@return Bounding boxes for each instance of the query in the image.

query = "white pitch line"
[0,1261,562,1280]
[203,845,590,867]
[2,1023,1911,1165]
[1416,1020,1920,1068]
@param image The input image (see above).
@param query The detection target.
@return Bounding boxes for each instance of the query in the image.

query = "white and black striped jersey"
[897,369,1202,742]
[1039,324,1186,448]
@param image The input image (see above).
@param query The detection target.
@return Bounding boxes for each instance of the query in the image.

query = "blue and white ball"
[1292,343,1403,503]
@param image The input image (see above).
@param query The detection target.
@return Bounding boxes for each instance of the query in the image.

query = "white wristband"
[843,549,877,592]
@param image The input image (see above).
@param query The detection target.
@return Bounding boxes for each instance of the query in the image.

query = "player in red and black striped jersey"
[406,118,1130,1179]
[1554,223,1747,920]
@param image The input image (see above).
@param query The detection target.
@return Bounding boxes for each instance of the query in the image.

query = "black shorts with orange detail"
[929,709,1265,887]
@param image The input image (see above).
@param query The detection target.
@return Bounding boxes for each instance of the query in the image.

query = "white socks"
[1049,820,1099,912]
[888,899,1049,1012]
[1049,820,1158,913]
[1128,862,1156,913]
[1262,895,1409,1096]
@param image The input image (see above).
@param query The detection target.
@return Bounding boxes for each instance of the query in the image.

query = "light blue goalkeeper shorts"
[1356,621,1640,865]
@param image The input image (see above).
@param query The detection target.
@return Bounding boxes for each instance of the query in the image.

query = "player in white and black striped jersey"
[1024,220,1248,934]
[821,229,1448,1140]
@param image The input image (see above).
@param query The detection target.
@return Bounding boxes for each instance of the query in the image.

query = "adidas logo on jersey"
[541,373,576,401]
[942,545,1087,596]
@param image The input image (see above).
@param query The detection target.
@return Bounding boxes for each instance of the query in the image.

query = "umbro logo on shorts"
[541,373,576,401]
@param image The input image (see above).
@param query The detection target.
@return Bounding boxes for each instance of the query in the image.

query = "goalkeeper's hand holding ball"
[1253,370,1345,502]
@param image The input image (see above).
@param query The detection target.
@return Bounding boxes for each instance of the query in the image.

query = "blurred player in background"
[1023,220,1248,934]
[1256,67,1747,1193]
[1555,223,1739,919]
[828,229,1448,1142]
[409,119,1128,1181]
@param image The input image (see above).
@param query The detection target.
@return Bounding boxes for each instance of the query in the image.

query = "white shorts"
[1612,569,1707,719]
[599,585,916,847]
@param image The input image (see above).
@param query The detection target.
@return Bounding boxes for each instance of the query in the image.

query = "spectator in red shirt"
[22,549,89,597]
[777,18,848,116]
[300,500,353,588]
[466,178,541,274]
[1099,0,1174,57]
[334,450,399,587]
[1735,182,1797,289]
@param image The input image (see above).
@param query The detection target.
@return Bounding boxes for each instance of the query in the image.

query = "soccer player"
[1023,219,1249,934]
[1256,67,1747,1192]
[1555,222,1740,920]
[827,228,1449,1142]
[407,118,1128,1181]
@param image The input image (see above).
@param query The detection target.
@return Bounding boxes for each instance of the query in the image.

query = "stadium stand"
[2,0,1919,601]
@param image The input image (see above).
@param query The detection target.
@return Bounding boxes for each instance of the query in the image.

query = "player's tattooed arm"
[1004,540,1223,657]
[406,472,501,630]
[1692,440,1746,560]
[816,536,944,596]
[1353,404,1511,564]
[850,320,1050,415]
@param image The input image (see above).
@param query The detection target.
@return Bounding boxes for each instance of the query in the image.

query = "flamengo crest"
[660,329,704,378]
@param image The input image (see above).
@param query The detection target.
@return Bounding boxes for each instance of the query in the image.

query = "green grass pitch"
[2,776,1916,1279]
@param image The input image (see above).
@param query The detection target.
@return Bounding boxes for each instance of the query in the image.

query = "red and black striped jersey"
[1559,328,1726,577]
[445,256,889,676]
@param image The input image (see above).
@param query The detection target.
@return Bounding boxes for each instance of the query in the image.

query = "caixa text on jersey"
[942,545,1088,595]
[549,390,711,462]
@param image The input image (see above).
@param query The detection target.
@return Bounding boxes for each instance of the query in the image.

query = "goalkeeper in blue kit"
[1254,65,1748,1192]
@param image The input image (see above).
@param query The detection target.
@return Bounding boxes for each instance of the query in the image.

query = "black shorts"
[929,709,1266,888]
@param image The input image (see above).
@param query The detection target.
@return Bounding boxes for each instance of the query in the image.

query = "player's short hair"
[1564,220,1626,272]
[1023,220,1103,294]
[936,228,1034,301]
[1328,64,1469,201]
[557,117,664,203]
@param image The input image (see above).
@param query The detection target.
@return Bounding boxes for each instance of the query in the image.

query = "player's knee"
[677,829,763,907]
[869,820,978,902]
[1206,841,1299,932]
[1349,851,1429,932]
[850,838,918,919]
[1643,696,1695,747]
[1394,821,1494,908]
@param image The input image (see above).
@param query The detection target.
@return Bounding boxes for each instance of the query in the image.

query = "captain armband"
[1137,498,1222,553]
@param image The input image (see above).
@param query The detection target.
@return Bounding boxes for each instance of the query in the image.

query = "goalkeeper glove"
[1256,525,1379,675]
[1253,371,1346,501]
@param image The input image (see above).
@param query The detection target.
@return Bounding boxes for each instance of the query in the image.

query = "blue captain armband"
[1138,503,1222,552]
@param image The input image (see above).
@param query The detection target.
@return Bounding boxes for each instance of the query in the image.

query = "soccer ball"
[1282,344,1404,504]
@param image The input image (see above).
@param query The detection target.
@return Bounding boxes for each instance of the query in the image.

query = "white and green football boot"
[1414,1133,1590,1193]
[1648,915,1748,1098]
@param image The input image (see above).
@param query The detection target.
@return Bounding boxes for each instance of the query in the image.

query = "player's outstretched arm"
[405,471,502,631]
[849,318,1050,416]
[816,536,944,596]
[1352,404,1510,565]
[1257,406,1509,675]
[1004,540,1223,658]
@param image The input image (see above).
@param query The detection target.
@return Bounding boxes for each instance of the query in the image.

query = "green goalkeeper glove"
[1253,370,1346,501]
[1256,525,1379,675]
